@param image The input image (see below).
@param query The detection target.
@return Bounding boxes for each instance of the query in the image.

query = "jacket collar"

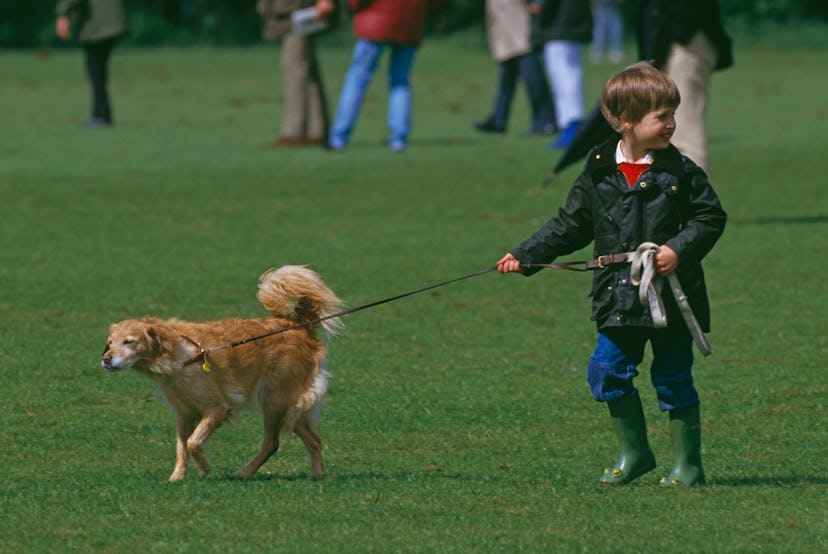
[585,135,686,179]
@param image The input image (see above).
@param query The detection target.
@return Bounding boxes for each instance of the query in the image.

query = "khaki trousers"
[664,32,717,173]
[279,32,329,140]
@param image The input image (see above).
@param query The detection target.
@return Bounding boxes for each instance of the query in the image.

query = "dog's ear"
[143,325,176,356]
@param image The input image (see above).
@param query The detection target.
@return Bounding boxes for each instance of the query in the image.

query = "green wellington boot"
[599,391,657,485]
[659,403,706,488]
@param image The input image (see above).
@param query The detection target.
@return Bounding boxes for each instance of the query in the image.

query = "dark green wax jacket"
[511,137,727,332]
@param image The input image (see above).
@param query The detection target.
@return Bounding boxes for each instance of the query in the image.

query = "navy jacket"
[510,137,727,332]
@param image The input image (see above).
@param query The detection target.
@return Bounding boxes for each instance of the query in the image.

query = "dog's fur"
[101,266,344,482]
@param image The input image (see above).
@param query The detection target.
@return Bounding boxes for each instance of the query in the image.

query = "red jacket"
[348,0,443,46]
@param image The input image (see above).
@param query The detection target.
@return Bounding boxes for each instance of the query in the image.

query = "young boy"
[497,62,726,487]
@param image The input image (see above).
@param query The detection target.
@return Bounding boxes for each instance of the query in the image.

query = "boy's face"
[626,106,676,151]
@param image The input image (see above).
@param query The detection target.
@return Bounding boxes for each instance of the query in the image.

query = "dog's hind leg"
[232,407,286,479]
[294,409,325,479]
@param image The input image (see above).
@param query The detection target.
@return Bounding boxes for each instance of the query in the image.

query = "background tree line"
[1,0,827,48]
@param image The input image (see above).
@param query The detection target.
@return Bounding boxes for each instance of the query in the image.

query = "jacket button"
[640,182,647,188]
[671,185,678,191]
[607,285,613,291]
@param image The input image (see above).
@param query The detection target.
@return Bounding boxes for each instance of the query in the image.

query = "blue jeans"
[329,39,418,150]
[587,327,699,411]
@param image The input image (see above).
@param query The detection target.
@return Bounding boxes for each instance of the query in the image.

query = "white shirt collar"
[615,140,654,164]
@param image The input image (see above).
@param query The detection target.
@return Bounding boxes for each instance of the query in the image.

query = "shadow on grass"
[711,476,828,487]
[221,470,468,483]
[731,214,828,225]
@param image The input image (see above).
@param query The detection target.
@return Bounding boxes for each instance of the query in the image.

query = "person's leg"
[664,32,717,173]
[518,51,556,134]
[386,44,418,152]
[650,327,705,487]
[588,328,646,403]
[476,59,517,133]
[543,40,585,130]
[279,32,310,141]
[649,328,698,412]
[304,35,329,142]
[588,329,656,485]
[607,4,624,63]
[83,38,117,125]
[590,3,607,63]
[329,39,384,150]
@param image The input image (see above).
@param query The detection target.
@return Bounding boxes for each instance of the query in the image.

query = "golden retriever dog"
[101,265,344,482]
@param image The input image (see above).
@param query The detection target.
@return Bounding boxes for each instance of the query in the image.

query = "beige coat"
[485,0,531,61]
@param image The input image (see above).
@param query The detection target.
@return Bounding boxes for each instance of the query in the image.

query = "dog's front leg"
[169,416,195,482]
[185,406,230,475]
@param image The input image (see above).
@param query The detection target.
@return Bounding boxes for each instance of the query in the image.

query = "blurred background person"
[55,0,127,128]
[635,0,733,173]
[327,0,445,153]
[258,0,337,147]
[474,0,556,136]
[531,0,592,150]
[590,0,625,64]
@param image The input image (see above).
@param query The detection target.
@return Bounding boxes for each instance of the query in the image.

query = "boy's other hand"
[497,253,523,273]
[655,245,678,275]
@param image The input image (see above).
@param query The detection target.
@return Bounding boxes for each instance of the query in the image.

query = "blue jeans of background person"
[329,39,418,150]
[587,327,699,411]
[591,1,624,63]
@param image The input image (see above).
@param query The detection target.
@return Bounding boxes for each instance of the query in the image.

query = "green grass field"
[1,29,826,552]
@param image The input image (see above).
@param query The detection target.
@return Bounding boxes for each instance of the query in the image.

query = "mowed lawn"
[0,29,826,552]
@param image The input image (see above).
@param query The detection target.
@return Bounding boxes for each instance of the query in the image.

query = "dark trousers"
[488,51,556,133]
[83,38,118,122]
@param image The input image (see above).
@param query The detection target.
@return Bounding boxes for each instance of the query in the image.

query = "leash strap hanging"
[629,242,713,356]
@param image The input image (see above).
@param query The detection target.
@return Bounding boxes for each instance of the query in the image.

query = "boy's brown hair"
[600,61,681,132]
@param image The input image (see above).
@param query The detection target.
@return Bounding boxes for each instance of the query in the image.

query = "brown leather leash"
[184,255,634,371]
[185,265,500,371]
[522,252,631,272]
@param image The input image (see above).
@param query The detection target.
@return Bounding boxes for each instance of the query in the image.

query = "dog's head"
[101,318,175,371]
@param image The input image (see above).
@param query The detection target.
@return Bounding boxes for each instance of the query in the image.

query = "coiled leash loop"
[629,242,712,356]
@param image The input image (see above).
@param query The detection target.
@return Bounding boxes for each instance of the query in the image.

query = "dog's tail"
[257,265,345,337]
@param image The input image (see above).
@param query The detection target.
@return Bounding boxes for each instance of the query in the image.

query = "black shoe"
[474,119,505,134]
[82,117,112,129]
[530,123,558,136]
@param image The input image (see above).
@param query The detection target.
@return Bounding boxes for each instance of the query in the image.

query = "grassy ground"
[1,29,826,552]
